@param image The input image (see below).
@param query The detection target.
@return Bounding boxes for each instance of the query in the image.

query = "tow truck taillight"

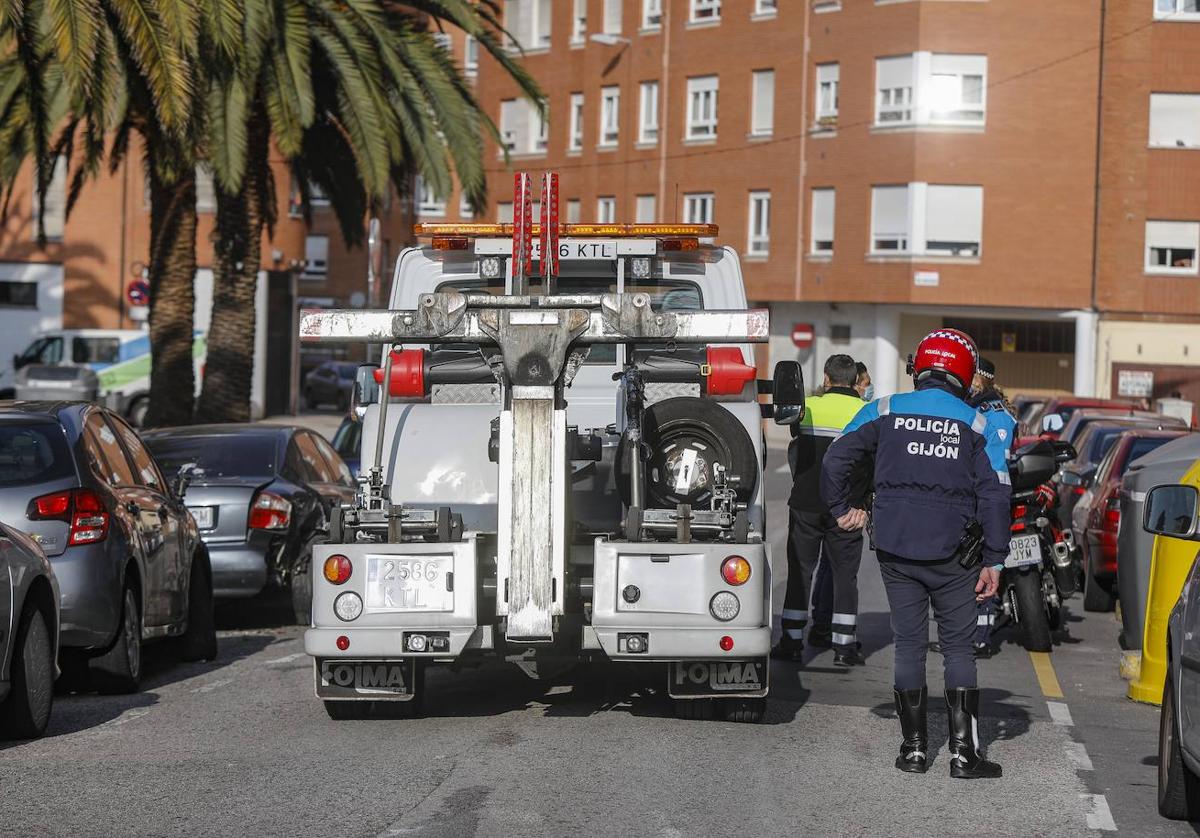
[28,488,110,545]
[721,555,752,586]
[323,555,353,585]
[248,491,291,530]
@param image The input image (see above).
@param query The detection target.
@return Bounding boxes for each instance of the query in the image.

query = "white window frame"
[747,191,771,256]
[1149,93,1200,148]
[603,0,622,35]
[684,192,715,224]
[750,70,774,137]
[636,194,657,223]
[686,76,719,140]
[31,156,67,241]
[571,0,588,44]
[464,36,479,78]
[639,81,660,144]
[875,53,987,128]
[566,198,582,224]
[642,0,663,29]
[303,235,329,279]
[432,32,452,52]
[923,184,984,257]
[416,176,446,217]
[497,202,514,223]
[1155,0,1200,21]
[754,0,778,16]
[459,193,475,219]
[530,104,548,154]
[690,0,721,23]
[599,86,620,147]
[499,98,519,152]
[875,56,914,126]
[195,166,216,214]
[871,185,911,254]
[597,196,617,223]
[815,63,840,126]
[810,188,835,255]
[869,183,984,258]
[1145,220,1200,275]
[568,92,584,151]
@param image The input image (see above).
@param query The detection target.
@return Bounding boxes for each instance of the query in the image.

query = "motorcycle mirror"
[1042,413,1065,434]
[1143,484,1200,540]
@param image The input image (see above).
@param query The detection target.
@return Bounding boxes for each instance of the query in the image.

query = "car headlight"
[334,592,363,622]
[709,591,740,622]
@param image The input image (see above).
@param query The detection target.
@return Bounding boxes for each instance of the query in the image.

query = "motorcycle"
[999,439,1079,652]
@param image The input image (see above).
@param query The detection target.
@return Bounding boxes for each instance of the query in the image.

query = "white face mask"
[862,384,875,402]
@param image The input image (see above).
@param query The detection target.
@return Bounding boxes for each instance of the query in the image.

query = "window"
[686,76,719,139]
[684,192,714,224]
[1155,0,1200,20]
[691,0,721,23]
[569,92,584,151]
[500,99,542,154]
[815,63,840,125]
[566,199,582,223]
[597,196,616,223]
[603,0,622,34]
[308,181,330,207]
[639,81,660,144]
[500,99,519,151]
[754,0,777,14]
[459,194,475,218]
[464,36,479,78]
[747,191,771,256]
[0,281,36,308]
[600,86,620,146]
[531,105,548,153]
[30,156,67,241]
[497,202,514,223]
[73,337,120,364]
[1150,94,1200,148]
[831,324,852,344]
[810,188,835,255]
[195,167,216,213]
[875,56,913,124]
[304,235,329,278]
[416,176,446,216]
[85,412,135,487]
[505,0,551,51]
[1145,221,1199,275]
[112,416,165,489]
[636,194,657,223]
[432,32,452,51]
[751,70,774,136]
[875,53,987,127]
[643,0,663,29]
[571,0,587,44]
[870,183,983,257]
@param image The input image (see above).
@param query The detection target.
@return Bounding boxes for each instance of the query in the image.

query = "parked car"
[1058,421,1146,529]
[332,416,361,478]
[1075,429,1190,612]
[0,402,216,693]
[1022,396,1139,440]
[303,362,357,411]
[1059,408,1184,447]
[143,425,357,623]
[1012,395,1046,430]
[0,522,59,739]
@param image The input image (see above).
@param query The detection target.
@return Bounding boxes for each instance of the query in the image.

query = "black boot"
[893,687,928,774]
[770,634,803,661]
[833,646,865,666]
[806,626,833,649]
[945,688,1003,779]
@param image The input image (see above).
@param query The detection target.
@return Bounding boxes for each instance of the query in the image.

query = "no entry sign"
[791,323,814,349]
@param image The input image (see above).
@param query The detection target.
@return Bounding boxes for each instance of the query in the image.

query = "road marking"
[1047,701,1074,726]
[1081,793,1117,831]
[1029,651,1064,699]
[191,678,235,694]
[265,652,305,665]
[1064,741,1094,771]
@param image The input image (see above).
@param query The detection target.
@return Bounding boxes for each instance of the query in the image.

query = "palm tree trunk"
[195,119,269,424]
[144,166,198,427]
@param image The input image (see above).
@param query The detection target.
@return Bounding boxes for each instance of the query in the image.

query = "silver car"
[0,522,59,739]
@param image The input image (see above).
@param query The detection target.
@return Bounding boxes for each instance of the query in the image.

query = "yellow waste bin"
[1129,460,1200,704]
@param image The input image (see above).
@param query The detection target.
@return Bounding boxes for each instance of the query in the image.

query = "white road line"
[190,678,235,694]
[1047,700,1074,726]
[1064,741,1094,771]
[1081,793,1117,831]
[265,652,305,665]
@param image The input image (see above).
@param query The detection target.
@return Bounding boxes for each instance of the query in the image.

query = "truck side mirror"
[1143,484,1200,540]
[772,361,805,426]
[351,364,380,421]
[1042,413,1064,434]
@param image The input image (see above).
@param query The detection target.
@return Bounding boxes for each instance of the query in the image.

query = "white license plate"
[364,556,453,612]
[188,506,215,530]
[1005,534,1042,568]
[533,239,617,261]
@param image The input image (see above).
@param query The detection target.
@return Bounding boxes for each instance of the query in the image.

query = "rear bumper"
[584,626,770,660]
[205,541,270,598]
[305,626,488,658]
[50,544,121,649]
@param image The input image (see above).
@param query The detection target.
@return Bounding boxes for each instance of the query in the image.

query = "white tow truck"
[299,174,805,722]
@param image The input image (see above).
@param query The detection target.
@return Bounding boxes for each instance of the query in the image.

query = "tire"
[1013,570,1053,653]
[673,698,716,721]
[0,604,54,739]
[178,548,218,662]
[615,397,758,509]
[291,541,315,626]
[1159,669,1200,819]
[91,584,142,695]
[1083,554,1116,612]
[127,397,150,429]
[721,697,767,724]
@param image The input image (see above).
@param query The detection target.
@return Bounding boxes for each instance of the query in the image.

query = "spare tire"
[615,397,758,509]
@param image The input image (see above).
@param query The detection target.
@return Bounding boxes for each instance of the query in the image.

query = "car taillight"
[1103,496,1121,532]
[248,491,291,530]
[28,488,110,545]
[1073,486,1087,496]
[721,556,751,586]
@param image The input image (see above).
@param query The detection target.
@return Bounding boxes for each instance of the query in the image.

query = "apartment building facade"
[453,0,1200,403]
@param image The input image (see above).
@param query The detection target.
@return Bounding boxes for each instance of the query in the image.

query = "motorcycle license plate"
[1005,534,1042,568]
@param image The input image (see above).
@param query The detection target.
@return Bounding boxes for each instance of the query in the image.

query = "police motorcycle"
[998,438,1079,652]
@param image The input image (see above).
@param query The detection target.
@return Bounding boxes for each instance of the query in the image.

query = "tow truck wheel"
[673,698,716,721]
[721,697,767,724]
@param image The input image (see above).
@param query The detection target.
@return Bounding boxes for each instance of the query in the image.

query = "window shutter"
[752,71,775,134]
[505,0,526,48]
[925,185,983,247]
[1147,221,1200,250]
[1150,94,1200,147]
[872,186,909,237]
[876,56,914,91]
[604,0,622,33]
[636,195,657,223]
[538,0,552,45]
[811,189,835,245]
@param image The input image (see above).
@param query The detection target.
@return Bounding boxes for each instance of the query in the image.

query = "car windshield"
[1087,428,1127,465]
[0,422,75,487]
[144,435,278,479]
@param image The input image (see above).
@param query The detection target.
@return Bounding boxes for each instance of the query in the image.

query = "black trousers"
[781,509,863,649]
[877,552,979,691]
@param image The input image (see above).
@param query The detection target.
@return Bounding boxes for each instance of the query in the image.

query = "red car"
[1020,396,1140,445]
[1074,428,1191,612]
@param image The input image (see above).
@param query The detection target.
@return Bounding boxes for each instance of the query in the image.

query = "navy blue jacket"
[821,381,1011,564]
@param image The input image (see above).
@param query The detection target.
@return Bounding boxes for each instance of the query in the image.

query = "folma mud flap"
[315,659,416,701]
[668,658,769,699]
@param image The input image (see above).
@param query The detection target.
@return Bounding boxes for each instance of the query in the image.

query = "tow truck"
[299,173,804,723]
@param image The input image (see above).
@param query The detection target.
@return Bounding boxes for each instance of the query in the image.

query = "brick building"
[445,0,1200,404]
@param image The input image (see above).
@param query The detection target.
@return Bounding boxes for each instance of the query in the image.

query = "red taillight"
[29,488,110,545]
[323,555,352,585]
[1103,496,1121,532]
[719,635,734,652]
[721,556,751,586]
[1012,504,1028,520]
[1072,486,1087,496]
[248,491,291,530]
[1011,521,1026,533]
[336,635,350,651]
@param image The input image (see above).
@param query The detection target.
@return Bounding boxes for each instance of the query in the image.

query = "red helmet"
[911,328,978,389]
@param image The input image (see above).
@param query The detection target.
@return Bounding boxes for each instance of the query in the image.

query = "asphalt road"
[0,439,1192,837]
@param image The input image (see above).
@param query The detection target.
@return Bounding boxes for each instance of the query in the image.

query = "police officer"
[821,329,1008,779]
[773,354,869,666]
[968,357,1016,657]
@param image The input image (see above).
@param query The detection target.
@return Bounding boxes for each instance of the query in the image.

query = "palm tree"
[194,0,542,423]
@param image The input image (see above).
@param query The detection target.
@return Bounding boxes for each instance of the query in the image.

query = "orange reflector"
[431,235,469,250]
[721,556,752,586]
[323,555,352,585]
[662,238,700,251]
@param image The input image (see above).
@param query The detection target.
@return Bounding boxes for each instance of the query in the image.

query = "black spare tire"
[616,397,758,509]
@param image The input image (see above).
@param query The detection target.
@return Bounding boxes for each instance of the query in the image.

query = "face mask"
[862,384,875,402]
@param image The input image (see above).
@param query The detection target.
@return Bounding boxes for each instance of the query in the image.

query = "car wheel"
[1014,569,1053,652]
[291,541,316,626]
[1159,669,1200,819]
[127,397,150,429]
[178,547,218,662]
[1082,555,1115,612]
[91,584,142,695]
[0,603,54,739]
